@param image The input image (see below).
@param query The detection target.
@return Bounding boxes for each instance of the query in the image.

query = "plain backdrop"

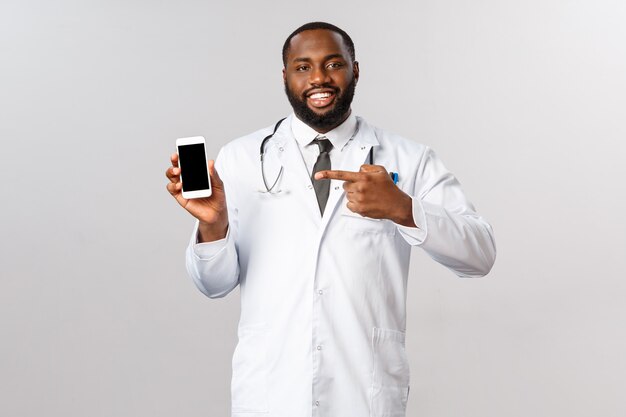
[1,1,625,416]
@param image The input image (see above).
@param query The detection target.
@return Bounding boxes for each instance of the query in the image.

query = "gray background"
[2,0,625,416]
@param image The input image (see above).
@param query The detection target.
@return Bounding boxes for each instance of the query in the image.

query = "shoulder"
[222,123,277,152]
[218,117,289,159]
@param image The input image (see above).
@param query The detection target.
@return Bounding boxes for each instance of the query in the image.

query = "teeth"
[309,92,332,99]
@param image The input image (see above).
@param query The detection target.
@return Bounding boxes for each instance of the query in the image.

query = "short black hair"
[282,22,355,67]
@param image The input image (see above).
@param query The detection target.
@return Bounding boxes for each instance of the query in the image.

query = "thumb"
[208,160,224,189]
[360,164,386,173]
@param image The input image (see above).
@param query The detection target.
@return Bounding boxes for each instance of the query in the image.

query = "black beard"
[284,76,356,131]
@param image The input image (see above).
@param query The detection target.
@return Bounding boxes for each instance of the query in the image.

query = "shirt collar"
[291,112,358,151]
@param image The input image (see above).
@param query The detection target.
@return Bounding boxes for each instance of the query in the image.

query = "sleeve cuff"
[190,221,230,260]
[396,196,428,245]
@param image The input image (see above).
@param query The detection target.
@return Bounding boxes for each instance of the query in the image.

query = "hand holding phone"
[176,136,212,199]
[166,138,229,242]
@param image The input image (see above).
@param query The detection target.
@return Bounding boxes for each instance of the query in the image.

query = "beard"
[284,76,357,131]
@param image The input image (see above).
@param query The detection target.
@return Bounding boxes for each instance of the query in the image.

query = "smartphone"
[176,136,212,199]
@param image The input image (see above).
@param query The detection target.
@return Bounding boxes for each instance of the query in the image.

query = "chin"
[309,107,334,116]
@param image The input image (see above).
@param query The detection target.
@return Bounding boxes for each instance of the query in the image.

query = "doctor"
[166,22,496,417]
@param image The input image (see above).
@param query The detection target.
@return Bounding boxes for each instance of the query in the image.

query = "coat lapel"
[268,116,323,222]
[320,118,380,231]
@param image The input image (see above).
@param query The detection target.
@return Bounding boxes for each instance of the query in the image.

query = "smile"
[306,90,337,108]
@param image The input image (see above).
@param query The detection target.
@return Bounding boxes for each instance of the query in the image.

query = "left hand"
[314,165,417,227]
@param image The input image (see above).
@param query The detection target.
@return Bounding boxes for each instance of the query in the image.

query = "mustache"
[302,85,339,97]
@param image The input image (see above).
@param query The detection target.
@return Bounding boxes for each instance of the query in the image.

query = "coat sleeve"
[396,147,497,277]
[185,148,240,298]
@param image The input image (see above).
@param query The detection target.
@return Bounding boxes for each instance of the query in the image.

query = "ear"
[282,67,286,82]
[353,61,360,83]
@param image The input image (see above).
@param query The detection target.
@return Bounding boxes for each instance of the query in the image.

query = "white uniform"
[186,114,496,417]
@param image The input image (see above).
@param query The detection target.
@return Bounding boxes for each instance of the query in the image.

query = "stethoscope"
[259,118,287,194]
[260,117,397,194]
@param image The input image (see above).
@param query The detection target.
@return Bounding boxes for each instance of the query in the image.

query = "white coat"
[186,114,496,417]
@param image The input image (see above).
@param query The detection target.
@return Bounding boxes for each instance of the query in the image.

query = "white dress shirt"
[290,112,358,176]
[186,113,496,417]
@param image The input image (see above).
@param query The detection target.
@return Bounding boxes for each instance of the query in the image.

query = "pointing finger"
[314,170,361,182]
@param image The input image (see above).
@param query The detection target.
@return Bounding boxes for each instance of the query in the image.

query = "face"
[283,29,359,133]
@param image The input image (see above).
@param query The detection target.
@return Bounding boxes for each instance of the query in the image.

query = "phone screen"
[178,143,210,192]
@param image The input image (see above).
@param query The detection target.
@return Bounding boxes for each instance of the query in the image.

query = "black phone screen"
[178,143,210,192]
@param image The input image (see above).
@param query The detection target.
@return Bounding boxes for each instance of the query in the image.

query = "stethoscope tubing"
[259,117,398,193]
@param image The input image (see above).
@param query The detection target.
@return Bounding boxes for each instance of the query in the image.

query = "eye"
[295,65,309,72]
[327,62,344,69]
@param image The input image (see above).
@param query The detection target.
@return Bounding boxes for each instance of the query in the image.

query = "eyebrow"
[291,53,346,64]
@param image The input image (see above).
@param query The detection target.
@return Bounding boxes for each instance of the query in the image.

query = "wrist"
[392,193,417,228]
[197,220,229,243]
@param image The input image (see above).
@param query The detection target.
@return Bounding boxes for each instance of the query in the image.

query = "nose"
[309,65,330,85]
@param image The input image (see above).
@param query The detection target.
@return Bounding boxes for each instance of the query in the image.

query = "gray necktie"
[311,137,333,215]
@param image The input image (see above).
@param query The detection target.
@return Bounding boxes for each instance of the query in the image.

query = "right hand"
[166,153,229,242]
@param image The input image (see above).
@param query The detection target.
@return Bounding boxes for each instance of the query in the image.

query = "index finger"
[170,152,179,168]
[314,170,361,182]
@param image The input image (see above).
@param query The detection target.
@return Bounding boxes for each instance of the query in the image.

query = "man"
[166,22,496,417]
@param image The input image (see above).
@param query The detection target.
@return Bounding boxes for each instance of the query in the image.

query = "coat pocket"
[370,327,410,417]
[339,194,397,235]
[231,323,269,415]
[341,213,397,235]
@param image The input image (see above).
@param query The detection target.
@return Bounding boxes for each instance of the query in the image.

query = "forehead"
[286,29,350,62]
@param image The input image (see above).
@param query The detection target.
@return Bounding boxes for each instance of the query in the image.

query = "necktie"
[311,137,333,215]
